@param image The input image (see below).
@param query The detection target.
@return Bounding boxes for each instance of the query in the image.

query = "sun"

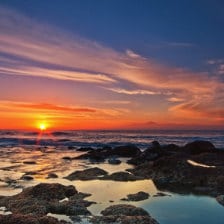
[39,123,47,131]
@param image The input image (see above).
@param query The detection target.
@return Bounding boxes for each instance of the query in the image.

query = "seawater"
[0,129,223,148]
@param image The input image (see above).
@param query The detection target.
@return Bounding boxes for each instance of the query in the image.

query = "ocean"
[0,129,223,149]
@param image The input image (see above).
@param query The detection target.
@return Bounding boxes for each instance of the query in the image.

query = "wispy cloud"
[0,7,224,124]
[108,88,160,95]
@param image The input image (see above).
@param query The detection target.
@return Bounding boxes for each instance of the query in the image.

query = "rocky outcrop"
[101,172,143,181]
[64,167,108,180]
[90,204,158,224]
[0,214,69,224]
[183,140,216,155]
[74,144,141,162]
[121,191,150,201]
[0,183,92,217]
[216,195,224,206]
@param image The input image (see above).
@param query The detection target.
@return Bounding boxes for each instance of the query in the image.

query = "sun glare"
[39,123,47,131]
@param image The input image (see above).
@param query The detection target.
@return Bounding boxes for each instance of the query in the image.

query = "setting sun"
[39,123,47,131]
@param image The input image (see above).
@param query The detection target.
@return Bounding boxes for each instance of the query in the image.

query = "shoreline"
[0,140,224,223]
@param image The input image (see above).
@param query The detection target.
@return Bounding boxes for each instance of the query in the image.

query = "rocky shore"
[0,139,224,223]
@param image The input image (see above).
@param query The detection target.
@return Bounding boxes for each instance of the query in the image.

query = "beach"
[0,130,224,223]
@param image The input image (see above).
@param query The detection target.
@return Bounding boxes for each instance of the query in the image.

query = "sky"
[0,0,224,130]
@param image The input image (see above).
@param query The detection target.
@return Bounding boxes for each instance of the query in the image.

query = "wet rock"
[183,140,216,155]
[47,173,58,179]
[67,146,76,150]
[0,214,69,224]
[64,167,108,180]
[101,172,143,181]
[153,192,171,197]
[0,183,93,217]
[77,147,94,152]
[216,195,224,206]
[21,175,34,181]
[112,144,141,157]
[101,204,149,216]
[121,191,150,201]
[108,157,121,165]
[93,204,159,224]
[23,161,36,165]
[62,156,72,160]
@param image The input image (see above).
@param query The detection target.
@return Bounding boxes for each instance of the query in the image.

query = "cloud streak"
[0,6,224,124]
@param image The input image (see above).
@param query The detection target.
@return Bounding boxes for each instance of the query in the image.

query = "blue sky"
[0,0,223,129]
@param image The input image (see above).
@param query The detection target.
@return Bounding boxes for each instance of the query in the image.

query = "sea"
[0,129,223,149]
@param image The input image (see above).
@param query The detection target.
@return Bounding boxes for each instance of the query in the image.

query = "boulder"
[183,140,216,155]
[64,167,108,181]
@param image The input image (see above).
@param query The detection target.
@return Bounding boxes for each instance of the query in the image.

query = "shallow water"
[0,145,224,223]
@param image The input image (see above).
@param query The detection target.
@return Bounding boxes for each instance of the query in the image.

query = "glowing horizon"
[0,3,223,130]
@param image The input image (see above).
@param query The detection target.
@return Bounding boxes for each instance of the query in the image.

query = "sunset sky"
[0,0,224,130]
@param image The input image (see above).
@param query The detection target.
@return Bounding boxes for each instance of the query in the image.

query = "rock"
[112,144,141,157]
[93,204,159,224]
[101,204,149,216]
[23,161,36,165]
[153,192,171,197]
[21,175,34,181]
[76,147,94,152]
[46,173,58,179]
[0,214,69,224]
[0,183,93,217]
[101,172,143,181]
[121,191,150,201]
[67,146,76,150]
[216,195,224,206]
[64,167,108,180]
[62,156,72,160]
[183,140,216,155]
[108,157,122,165]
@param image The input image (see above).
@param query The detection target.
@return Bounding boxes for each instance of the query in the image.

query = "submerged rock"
[121,191,150,201]
[64,167,108,180]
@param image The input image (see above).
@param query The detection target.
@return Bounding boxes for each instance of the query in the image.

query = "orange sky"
[0,7,223,130]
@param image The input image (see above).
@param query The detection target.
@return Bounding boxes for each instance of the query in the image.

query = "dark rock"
[101,204,149,216]
[108,157,122,165]
[101,172,143,181]
[112,144,141,157]
[21,175,34,181]
[46,173,58,179]
[90,215,158,224]
[121,191,150,201]
[67,146,76,150]
[0,183,93,217]
[76,147,94,152]
[23,161,36,165]
[62,156,72,160]
[216,195,224,206]
[153,192,171,197]
[64,167,108,181]
[183,140,216,155]
[0,214,69,224]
